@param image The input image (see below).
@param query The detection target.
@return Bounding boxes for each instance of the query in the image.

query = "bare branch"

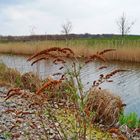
[61,20,73,46]
[116,13,135,36]
[61,21,72,35]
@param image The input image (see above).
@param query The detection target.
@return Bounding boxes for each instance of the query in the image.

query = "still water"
[0,54,140,116]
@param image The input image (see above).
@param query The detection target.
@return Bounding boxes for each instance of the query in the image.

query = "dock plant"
[3,47,127,139]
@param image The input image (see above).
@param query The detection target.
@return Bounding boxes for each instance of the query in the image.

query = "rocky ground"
[0,87,62,140]
[0,87,140,140]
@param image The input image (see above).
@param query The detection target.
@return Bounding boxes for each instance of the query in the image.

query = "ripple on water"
[0,54,140,116]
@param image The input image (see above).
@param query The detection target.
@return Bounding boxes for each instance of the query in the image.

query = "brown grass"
[0,64,21,87]
[104,47,140,62]
[85,87,123,126]
[21,72,41,92]
[0,63,42,91]
[0,40,140,62]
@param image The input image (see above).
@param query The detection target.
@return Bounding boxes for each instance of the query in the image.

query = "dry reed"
[0,63,42,91]
[0,40,140,62]
[21,72,41,92]
[85,87,123,126]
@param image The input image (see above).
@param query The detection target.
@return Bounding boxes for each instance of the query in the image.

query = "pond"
[0,54,140,116]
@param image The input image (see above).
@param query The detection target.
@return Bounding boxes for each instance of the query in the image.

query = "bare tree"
[29,25,37,35]
[117,13,135,36]
[61,20,72,45]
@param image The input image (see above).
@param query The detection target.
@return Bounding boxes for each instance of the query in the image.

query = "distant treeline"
[0,34,139,42]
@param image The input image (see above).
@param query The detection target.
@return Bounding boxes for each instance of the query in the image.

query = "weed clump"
[0,63,21,87]
[21,72,41,92]
[85,88,123,126]
[0,63,42,92]
[119,112,140,128]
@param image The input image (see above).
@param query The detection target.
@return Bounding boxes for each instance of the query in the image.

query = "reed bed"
[0,39,140,62]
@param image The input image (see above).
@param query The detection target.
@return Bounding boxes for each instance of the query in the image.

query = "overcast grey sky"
[0,0,139,35]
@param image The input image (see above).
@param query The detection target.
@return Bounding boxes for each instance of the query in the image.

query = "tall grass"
[0,38,140,62]
[2,47,127,139]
